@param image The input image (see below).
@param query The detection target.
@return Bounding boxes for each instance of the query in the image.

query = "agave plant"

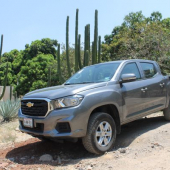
[0,99,20,122]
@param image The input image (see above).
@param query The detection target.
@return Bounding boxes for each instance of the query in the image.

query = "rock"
[0,162,9,168]
[8,157,15,162]
[15,127,19,131]
[31,156,35,159]
[87,165,92,170]
[57,156,61,164]
[119,148,126,153]
[21,156,28,160]
[9,164,17,168]
[39,154,53,162]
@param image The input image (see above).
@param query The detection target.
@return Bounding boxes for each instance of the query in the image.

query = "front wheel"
[82,112,116,154]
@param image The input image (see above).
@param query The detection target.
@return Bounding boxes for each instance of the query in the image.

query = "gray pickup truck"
[18,59,170,154]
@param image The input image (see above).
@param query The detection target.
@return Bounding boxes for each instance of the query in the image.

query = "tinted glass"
[140,62,157,78]
[121,63,141,79]
[65,63,120,84]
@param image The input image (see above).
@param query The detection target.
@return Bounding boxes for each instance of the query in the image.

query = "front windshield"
[65,63,120,85]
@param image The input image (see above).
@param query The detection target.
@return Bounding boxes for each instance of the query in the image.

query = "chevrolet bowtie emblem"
[26,102,34,108]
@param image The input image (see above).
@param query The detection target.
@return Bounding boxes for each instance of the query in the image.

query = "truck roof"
[92,59,156,66]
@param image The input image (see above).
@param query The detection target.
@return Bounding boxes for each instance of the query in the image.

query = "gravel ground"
[0,112,170,170]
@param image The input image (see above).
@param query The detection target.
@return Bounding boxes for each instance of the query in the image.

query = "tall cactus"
[0,35,3,63]
[87,24,90,56]
[10,85,12,101]
[48,67,51,87]
[66,16,71,77]
[92,41,95,64]
[84,24,90,66]
[78,34,82,69]
[84,25,87,66]
[93,10,98,64]
[57,43,62,83]
[98,36,101,63]
[0,34,8,101]
[75,9,79,71]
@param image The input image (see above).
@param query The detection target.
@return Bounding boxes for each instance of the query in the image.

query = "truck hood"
[23,82,107,100]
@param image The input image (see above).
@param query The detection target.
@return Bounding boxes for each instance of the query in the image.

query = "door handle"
[160,83,164,88]
[141,87,148,92]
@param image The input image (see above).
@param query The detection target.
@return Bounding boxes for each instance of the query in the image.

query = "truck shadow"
[114,115,168,149]
[5,115,169,166]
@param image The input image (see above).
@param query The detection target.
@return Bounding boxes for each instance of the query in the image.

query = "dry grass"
[0,119,18,143]
[0,119,33,149]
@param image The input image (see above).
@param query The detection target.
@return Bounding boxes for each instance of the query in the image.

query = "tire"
[163,103,170,121]
[82,112,116,154]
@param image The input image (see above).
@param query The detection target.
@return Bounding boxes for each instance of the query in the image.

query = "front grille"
[20,121,44,133]
[56,122,71,133]
[21,100,48,116]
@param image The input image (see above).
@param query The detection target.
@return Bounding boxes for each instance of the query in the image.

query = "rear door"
[120,62,147,121]
[139,62,167,111]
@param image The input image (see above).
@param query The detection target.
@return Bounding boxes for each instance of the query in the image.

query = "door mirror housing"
[120,73,136,83]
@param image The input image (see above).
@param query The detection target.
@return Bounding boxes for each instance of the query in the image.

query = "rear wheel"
[163,103,170,121]
[82,112,116,154]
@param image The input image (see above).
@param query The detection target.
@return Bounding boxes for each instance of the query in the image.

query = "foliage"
[0,38,58,96]
[102,11,170,74]
[0,99,20,122]
[2,10,170,98]
[16,54,58,95]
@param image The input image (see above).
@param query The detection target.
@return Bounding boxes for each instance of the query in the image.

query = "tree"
[102,11,170,74]
[16,54,58,95]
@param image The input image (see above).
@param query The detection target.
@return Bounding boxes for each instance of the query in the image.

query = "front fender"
[78,83,123,126]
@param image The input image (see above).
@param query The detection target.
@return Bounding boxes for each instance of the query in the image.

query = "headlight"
[52,95,83,109]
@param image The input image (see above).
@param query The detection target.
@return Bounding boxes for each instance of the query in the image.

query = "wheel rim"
[95,121,112,147]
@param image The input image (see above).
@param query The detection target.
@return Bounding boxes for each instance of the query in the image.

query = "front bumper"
[18,104,88,138]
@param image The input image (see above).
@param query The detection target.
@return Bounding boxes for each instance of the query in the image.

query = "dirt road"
[0,112,170,170]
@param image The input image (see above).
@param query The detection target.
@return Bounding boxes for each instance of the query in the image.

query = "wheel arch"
[89,104,121,134]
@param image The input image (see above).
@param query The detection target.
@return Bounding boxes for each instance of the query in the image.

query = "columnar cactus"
[98,36,101,63]
[0,35,3,63]
[84,25,87,66]
[75,9,79,72]
[92,41,95,64]
[0,34,8,101]
[84,24,90,66]
[66,16,71,77]
[78,34,82,69]
[93,10,98,64]
[57,43,62,83]
[48,67,51,87]
[10,85,12,100]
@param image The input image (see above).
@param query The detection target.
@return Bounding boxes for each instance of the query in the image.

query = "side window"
[121,63,141,79]
[140,62,157,78]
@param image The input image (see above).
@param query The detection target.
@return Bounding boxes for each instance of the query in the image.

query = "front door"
[120,62,147,121]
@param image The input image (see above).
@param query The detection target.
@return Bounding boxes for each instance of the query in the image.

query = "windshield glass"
[65,63,120,85]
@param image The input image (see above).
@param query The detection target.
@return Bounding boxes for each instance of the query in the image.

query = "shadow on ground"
[6,115,169,166]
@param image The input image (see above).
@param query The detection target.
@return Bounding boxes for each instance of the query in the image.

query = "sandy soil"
[0,112,170,170]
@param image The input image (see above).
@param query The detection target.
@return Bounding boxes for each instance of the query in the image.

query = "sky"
[1,0,170,53]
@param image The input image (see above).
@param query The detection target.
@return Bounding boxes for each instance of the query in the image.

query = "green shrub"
[0,99,20,122]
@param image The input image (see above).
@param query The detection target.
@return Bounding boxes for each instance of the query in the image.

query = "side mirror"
[120,73,136,83]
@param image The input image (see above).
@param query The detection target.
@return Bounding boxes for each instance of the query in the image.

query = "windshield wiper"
[64,81,94,85]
